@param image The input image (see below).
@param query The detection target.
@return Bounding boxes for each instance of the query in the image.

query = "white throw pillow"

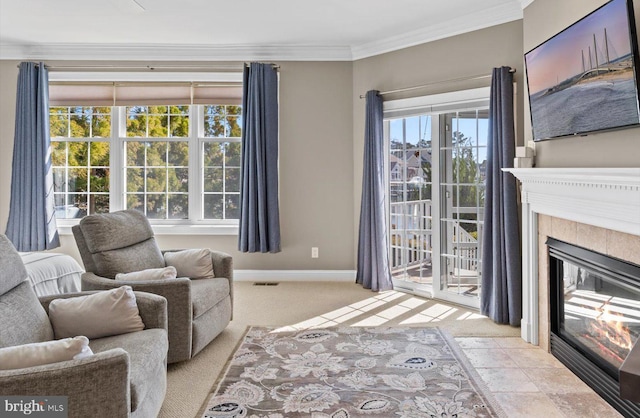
[48,286,145,339]
[164,249,215,279]
[115,266,177,281]
[0,336,93,370]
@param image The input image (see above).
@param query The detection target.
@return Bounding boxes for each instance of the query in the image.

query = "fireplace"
[548,237,640,417]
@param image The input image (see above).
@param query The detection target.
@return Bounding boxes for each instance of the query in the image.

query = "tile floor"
[454,337,624,418]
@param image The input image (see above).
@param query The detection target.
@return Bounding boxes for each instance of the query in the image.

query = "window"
[50,106,112,219]
[202,105,242,220]
[49,81,243,232]
[124,105,191,220]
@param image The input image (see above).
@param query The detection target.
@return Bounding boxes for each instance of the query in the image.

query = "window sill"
[57,222,238,236]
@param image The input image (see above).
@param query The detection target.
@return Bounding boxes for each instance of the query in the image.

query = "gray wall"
[524,0,640,167]
[0,60,355,270]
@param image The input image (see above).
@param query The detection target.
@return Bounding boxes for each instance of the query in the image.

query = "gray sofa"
[72,209,233,364]
[0,234,169,418]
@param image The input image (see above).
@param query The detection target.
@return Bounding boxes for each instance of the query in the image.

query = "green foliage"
[50,104,243,221]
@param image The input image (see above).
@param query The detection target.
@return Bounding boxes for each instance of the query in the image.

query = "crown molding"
[351,2,523,60]
[0,43,354,62]
[0,1,526,63]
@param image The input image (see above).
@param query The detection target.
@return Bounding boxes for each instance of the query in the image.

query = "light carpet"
[160,282,519,418]
[202,326,507,417]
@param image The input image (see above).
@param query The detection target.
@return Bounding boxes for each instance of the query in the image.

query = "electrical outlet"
[311,247,319,258]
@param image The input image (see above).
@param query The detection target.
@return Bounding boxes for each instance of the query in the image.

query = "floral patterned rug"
[202,327,506,418]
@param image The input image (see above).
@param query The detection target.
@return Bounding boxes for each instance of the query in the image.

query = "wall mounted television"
[525,0,640,141]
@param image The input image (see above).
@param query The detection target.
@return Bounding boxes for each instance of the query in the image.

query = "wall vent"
[253,282,279,286]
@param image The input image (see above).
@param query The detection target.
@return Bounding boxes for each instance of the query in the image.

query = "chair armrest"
[209,250,234,318]
[81,272,193,363]
[38,290,168,333]
[0,348,130,418]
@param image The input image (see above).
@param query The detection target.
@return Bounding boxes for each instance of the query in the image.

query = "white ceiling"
[0,0,529,61]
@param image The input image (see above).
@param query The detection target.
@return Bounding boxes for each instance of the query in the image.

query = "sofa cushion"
[0,234,29,296]
[164,249,215,279]
[0,281,54,348]
[191,278,230,319]
[89,328,168,412]
[0,336,93,370]
[49,286,145,339]
[93,238,165,279]
[79,210,154,253]
[116,266,177,282]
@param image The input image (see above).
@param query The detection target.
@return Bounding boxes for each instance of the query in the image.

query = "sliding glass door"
[385,89,489,308]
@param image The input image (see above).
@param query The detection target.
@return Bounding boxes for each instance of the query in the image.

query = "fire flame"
[587,304,633,364]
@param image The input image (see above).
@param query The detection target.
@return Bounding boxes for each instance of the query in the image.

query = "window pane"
[204,115,225,137]
[168,194,188,219]
[168,168,188,192]
[146,142,167,166]
[146,168,166,193]
[146,194,166,219]
[90,141,110,166]
[170,105,189,115]
[225,194,240,219]
[70,113,90,138]
[126,142,145,166]
[127,194,144,212]
[225,142,241,166]
[68,142,88,166]
[203,194,223,219]
[50,111,69,137]
[203,142,224,166]
[225,168,240,192]
[127,110,147,137]
[90,194,110,214]
[89,168,109,193]
[226,116,241,137]
[203,168,223,192]
[169,114,189,137]
[91,114,111,138]
[68,168,87,193]
[147,114,168,137]
[168,142,189,166]
[53,168,66,192]
[51,142,66,166]
[68,194,87,218]
[126,168,144,193]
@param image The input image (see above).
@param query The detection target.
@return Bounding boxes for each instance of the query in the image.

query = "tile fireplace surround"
[504,167,640,348]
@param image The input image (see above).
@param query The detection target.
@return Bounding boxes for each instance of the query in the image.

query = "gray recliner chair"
[0,234,169,418]
[72,209,233,364]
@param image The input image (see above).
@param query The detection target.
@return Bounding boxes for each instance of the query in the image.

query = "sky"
[525,0,633,94]
[389,115,488,163]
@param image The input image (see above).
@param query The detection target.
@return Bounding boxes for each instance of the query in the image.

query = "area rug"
[202,327,506,418]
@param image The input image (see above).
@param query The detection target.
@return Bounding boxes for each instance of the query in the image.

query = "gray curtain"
[356,90,393,292]
[481,66,521,326]
[238,63,281,253]
[5,62,59,252]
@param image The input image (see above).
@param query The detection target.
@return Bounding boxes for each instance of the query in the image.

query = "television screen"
[525,0,640,141]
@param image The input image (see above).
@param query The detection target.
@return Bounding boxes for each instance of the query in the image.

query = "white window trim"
[51,72,243,236]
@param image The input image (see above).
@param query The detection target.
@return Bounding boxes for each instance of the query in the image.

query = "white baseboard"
[235,270,356,282]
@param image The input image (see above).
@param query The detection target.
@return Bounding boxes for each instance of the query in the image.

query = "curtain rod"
[17,63,280,71]
[359,68,516,99]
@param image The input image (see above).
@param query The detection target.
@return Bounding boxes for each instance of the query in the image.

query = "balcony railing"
[390,199,481,283]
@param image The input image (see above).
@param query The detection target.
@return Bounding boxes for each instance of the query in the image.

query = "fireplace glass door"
[554,252,640,377]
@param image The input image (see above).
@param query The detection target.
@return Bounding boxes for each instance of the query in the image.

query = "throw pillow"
[115,266,177,281]
[0,336,93,370]
[48,286,145,339]
[164,249,215,279]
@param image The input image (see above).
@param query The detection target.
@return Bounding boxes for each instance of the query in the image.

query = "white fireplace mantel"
[503,167,640,345]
